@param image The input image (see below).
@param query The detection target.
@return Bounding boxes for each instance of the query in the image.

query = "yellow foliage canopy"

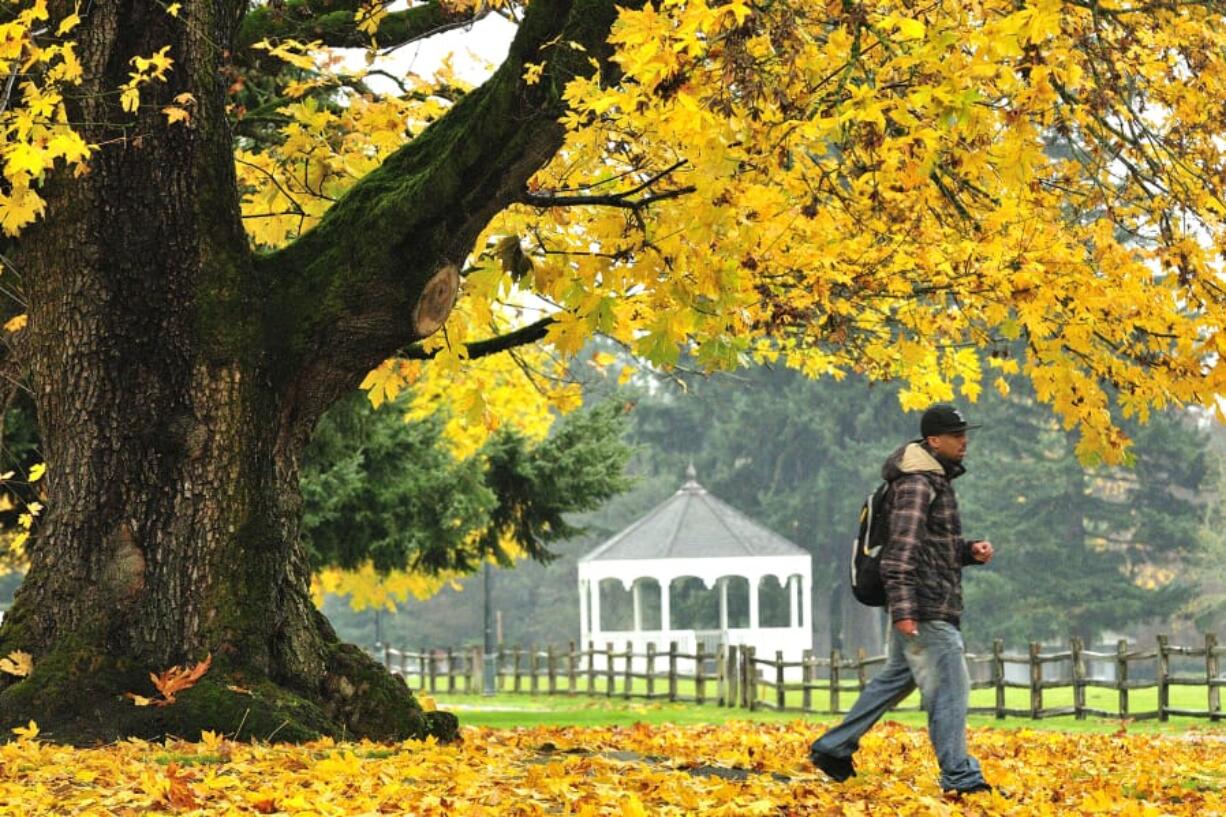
[7,1,1223,463]
[5,1,1226,589]
[228,1,1226,467]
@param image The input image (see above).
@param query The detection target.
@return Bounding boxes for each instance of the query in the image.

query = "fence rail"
[371,633,1225,722]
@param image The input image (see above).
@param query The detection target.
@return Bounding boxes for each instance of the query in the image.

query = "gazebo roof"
[579,466,809,563]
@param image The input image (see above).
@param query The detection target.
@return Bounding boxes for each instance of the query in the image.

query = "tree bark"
[0,0,636,744]
[0,0,466,744]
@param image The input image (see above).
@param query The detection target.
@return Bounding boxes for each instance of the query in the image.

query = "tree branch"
[519,186,696,210]
[260,0,643,433]
[237,0,490,54]
[518,162,696,209]
[402,316,556,360]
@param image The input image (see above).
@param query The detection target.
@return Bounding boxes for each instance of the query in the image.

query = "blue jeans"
[809,620,986,791]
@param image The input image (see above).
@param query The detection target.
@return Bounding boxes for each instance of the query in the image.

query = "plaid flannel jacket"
[878,442,980,627]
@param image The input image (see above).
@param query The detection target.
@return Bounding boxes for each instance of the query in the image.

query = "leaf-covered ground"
[2,720,1223,815]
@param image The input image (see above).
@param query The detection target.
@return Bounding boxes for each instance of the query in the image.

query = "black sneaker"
[810,750,856,782]
[944,782,993,797]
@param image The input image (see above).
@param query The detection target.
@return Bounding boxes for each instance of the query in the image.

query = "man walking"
[809,404,995,796]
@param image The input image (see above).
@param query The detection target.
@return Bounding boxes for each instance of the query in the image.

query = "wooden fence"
[372,633,1225,722]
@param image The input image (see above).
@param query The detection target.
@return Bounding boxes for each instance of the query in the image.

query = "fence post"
[830,649,842,715]
[992,639,1005,719]
[856,648,868,691]
[1117,639,1129,720]
[737,646,747,709]
[775,650,786,711]
[400,646,409,682]
[624,640,634,699]
[668,641,678,703]
[469,646,480,693]
[383,644,393,672]
[802,649,813,713]
[1208,632,1221,723]
[606,641,615,697]
[529,645,540,695]
[547,644,558,695]
[445,647,456,694]
[740,642,750,706]
[1071,637,1086,721]
[732,645,742,708]
[646,642,656,699]
[568,640,577,695]
[428,648,438,694]
[695,643,706,705]
[512,645,522,693]
[587,640,597,695]
[1157,634,1170,723]
[1029,642,1042,719]
[419,646,427,692]
[730,642,740,706]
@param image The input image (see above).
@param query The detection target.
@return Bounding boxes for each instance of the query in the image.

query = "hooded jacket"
[878,441,981,627]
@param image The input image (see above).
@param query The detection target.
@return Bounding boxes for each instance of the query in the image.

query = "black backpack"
[850,482,892,606]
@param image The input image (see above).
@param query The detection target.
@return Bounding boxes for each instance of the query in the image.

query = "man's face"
[927,430,968,462]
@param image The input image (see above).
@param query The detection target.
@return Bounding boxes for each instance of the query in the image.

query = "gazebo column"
[632,580,643,632]
[789,575,800,628]
[802,574,814,648]
[590,578,603,636]
[719,578,729,631]
[660,577,671,633]
[579,578,590,639]
[748,576,760,630]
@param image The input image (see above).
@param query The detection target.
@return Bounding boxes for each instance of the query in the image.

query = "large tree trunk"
[0,0,457,744]
[0,0,632,743]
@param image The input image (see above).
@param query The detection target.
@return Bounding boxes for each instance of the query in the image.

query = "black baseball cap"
[920,404,982,437]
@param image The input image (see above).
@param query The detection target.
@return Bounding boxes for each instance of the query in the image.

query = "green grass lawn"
[418,676,1225,735]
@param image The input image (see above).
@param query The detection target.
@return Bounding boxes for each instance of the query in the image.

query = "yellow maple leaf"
[46,132,91,164]
[55,12,79,35]
[10,720,38,741]
[4,143,45,177]
[0,186,46,236]
[621,794,648,817]
[0,650,33,677]
[128,653,212,706]
[4,314,28,333]
[120,85,141,113]
[149,653,211,704]
[161,105,190,125]
[27,463,45,482]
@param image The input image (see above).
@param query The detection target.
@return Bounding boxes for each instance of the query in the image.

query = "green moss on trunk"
[0,640,457,746]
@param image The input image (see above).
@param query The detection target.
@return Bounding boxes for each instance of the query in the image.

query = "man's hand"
[970,540,994,564]
[894,619,918,637]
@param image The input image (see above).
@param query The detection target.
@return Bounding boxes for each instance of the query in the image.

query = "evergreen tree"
[316,368,1213,655]
[629,368,1210,649]
[300,395,635,576]
[954,387,1204,646]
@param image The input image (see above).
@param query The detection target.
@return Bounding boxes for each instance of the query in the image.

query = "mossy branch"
[258,0,642,421]
[237,0,487,53]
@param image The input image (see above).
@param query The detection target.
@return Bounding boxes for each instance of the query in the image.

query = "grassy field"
[423,679,1225,735]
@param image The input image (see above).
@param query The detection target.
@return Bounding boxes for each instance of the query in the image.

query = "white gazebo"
[577,466,813,678]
